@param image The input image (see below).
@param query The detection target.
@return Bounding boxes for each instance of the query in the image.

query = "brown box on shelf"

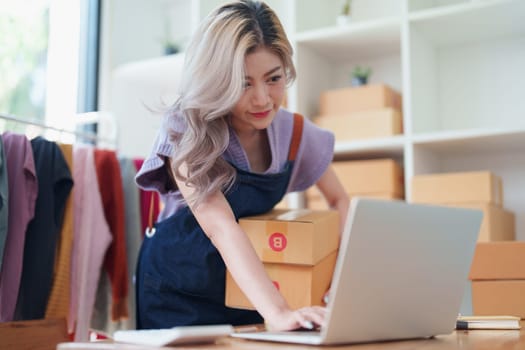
[225,250,337,310]
[239,209,339,265]
[315,108,403,142]
[305,189,399,210]
[469,242,525,280]
[411,171,503,207]
[329,159,404,198]
[472,280,525,319]
[319,84,402,115]
[447,203,515,242]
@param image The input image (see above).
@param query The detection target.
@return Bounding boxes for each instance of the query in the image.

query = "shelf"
[293,17,401,61]
[409,0,525,46]
[412,128,525,155]
[333,136,405,160]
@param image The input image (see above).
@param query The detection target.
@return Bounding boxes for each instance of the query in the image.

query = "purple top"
[0,132,38,322]
[136,108,334,221]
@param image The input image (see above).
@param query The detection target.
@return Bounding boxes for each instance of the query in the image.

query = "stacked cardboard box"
[411,171,515,242]
[225,209,339,310]
[315,84,403,142]
[411,171,519,318]
[469,242,525,318]
[306,158,404,209]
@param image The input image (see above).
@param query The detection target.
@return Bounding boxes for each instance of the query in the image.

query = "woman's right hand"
[266,306,327,331]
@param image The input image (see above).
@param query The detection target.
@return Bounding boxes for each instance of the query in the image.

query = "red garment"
[133,159,160,238]
[94,149,128,321]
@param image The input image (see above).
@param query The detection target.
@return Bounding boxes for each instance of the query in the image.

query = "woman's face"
[230,47,286,134]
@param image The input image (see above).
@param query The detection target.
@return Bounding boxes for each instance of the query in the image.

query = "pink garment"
[0,132,38,322]
[69,146,112,341]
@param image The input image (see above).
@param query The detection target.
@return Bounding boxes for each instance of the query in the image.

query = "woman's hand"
[266,306,327,331]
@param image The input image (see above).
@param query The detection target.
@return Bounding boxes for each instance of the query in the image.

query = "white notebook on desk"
[113,324,233,346]
[232,198,482,345]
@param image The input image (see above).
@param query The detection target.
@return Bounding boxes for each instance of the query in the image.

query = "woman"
[135,0,349,331]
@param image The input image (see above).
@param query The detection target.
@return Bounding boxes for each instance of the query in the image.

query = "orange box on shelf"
[305,190,399,210]
[315,108,403,142]
[225,250,337,310]
[411,171,503,207]
[472,280,525,319]
[319,84,402,115]
[330,159,404,198]
[469,242,525,280]
[239,209,339,265]
[447,203,515,242]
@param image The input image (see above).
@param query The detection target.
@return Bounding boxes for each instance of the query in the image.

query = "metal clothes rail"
[0,112,115,145]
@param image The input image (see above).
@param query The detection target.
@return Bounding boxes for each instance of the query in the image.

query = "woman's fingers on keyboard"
[296,306,327,329]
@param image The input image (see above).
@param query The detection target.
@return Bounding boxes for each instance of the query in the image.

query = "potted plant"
[351,65,372,86]
[337,0,352,26]
[162,39,180,55]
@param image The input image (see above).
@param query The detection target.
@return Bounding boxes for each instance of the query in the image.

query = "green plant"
[351,65,372,80]
[341,0,352,16]
[162,39,180,55]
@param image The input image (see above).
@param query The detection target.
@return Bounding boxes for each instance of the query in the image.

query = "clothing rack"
[0,112,116,146]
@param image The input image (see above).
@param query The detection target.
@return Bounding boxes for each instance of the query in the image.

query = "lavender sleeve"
[135,112,186,193]
[287,117,335,193]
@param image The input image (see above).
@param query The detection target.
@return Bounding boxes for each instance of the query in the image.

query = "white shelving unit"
[283,0,525,241]
[105,0,525,240]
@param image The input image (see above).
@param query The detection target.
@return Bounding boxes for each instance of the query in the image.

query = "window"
[0,0,99,140]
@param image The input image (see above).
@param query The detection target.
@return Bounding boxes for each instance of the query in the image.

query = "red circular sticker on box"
[272,281,280,290]
[268,232,287,252]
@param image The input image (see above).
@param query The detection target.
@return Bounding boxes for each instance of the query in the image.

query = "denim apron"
[136,115,304,329]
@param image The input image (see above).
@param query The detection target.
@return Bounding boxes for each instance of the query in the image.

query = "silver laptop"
[232,197,482,345]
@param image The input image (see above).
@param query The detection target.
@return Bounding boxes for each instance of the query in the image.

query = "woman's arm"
[315,165,350,233]
[174,163,325,330]
[314,165,350,305]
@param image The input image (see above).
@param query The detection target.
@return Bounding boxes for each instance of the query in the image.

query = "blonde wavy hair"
[170,0,296,207]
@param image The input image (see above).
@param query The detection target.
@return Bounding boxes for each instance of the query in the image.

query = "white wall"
[99,0,189,157]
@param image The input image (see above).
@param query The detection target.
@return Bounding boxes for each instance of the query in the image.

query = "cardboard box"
[315,108,403,141]
[328,159,404,198]
[411,171,503,207]
[469,242,525,280]
[472,280,525,319]
[448,203,515,242]
[225,250,337,310]
[319,84,402,115]
[306,191,399,210]
[239,209,339,265]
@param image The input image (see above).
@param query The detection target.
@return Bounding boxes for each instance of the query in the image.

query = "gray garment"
[0,136,8,271]
[117,156,142,330]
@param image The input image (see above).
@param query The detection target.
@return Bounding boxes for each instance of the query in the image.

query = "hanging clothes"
[0,132,38,322]
[0,136,8,272]
[45,143,75,321]
[69,146,112,341]
[14,137,73,321]
[93,149,129,322]
[117,157,142,330]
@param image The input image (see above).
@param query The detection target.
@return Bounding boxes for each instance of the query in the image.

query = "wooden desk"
[57,322,525,350]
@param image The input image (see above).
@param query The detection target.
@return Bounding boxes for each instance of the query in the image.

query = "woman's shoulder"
[271,108,327,138]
